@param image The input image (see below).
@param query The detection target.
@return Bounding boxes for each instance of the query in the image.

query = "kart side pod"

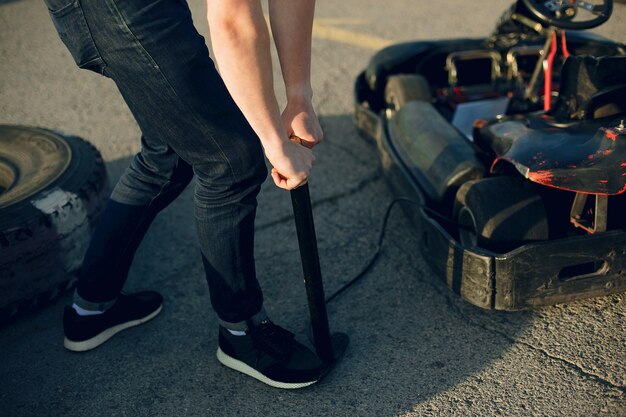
[387,101,485,205]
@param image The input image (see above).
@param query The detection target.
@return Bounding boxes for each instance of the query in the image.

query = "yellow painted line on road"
[311,18,368,26]
[312,19,394,51]
[265,15,393,51]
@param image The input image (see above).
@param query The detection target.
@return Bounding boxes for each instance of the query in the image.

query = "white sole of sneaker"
[216,347,318,389]
[63,304,163,352]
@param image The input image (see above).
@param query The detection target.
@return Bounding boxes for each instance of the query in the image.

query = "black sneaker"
[216,320,325,389]
[63,291,163,352]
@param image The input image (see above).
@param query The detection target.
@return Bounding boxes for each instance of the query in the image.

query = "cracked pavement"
[1,0,626,416]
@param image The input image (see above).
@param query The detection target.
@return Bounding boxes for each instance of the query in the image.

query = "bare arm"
[206,0,315,190]
[269,0,323,148]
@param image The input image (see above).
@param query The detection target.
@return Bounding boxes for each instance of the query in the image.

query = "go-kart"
[354,0,626,310]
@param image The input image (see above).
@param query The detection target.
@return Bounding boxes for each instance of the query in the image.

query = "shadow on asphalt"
[0,114,533,417]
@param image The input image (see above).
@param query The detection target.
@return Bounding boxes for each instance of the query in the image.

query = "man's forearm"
[206,0,287,150]
[269,0,315,103]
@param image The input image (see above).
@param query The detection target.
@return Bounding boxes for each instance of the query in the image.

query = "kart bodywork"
[354,1,626,310]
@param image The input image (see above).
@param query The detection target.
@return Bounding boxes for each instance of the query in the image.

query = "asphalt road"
[1,0,626,416]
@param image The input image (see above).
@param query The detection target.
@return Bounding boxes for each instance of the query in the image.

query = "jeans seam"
[77,0,107,75]
[104,0,238,184]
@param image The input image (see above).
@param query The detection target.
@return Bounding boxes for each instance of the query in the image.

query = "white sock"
[72,303,104,316]
[227,329,247,336]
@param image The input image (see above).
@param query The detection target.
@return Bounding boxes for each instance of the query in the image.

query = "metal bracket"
[570,192,608,234]
[506,45,544,82]
[511,12,547,34]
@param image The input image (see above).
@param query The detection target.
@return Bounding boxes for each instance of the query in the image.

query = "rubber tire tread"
[453,176,549,252]
[0,126,110,324]
[384,74,432,110]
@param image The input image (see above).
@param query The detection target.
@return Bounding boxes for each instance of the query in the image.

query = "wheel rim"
[0,157,17,196]
[458,206,479,247]
[0,126,72,208]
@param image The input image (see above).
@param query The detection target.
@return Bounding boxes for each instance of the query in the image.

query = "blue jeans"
[45,0,268,326]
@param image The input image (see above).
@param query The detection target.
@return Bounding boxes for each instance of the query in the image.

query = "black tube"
[290,183,335,363]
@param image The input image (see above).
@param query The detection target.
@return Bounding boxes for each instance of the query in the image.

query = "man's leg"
[69,0,270,325]
[43,0,195,350]
[64,137,195,351]
[75,145,194,308]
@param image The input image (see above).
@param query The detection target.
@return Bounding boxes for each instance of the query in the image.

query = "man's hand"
[281,98,323,149]
[265,138,315,190]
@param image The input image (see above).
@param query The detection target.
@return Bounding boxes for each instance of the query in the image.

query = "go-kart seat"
[551,55,626,121]
[476,55,626,197]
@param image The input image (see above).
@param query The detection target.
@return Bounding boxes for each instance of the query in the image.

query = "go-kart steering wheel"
[521,0,613,29]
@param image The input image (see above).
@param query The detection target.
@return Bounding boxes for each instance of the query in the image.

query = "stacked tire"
[0,126,109,323]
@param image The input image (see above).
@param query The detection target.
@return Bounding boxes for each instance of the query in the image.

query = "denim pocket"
[44,0,105,74]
